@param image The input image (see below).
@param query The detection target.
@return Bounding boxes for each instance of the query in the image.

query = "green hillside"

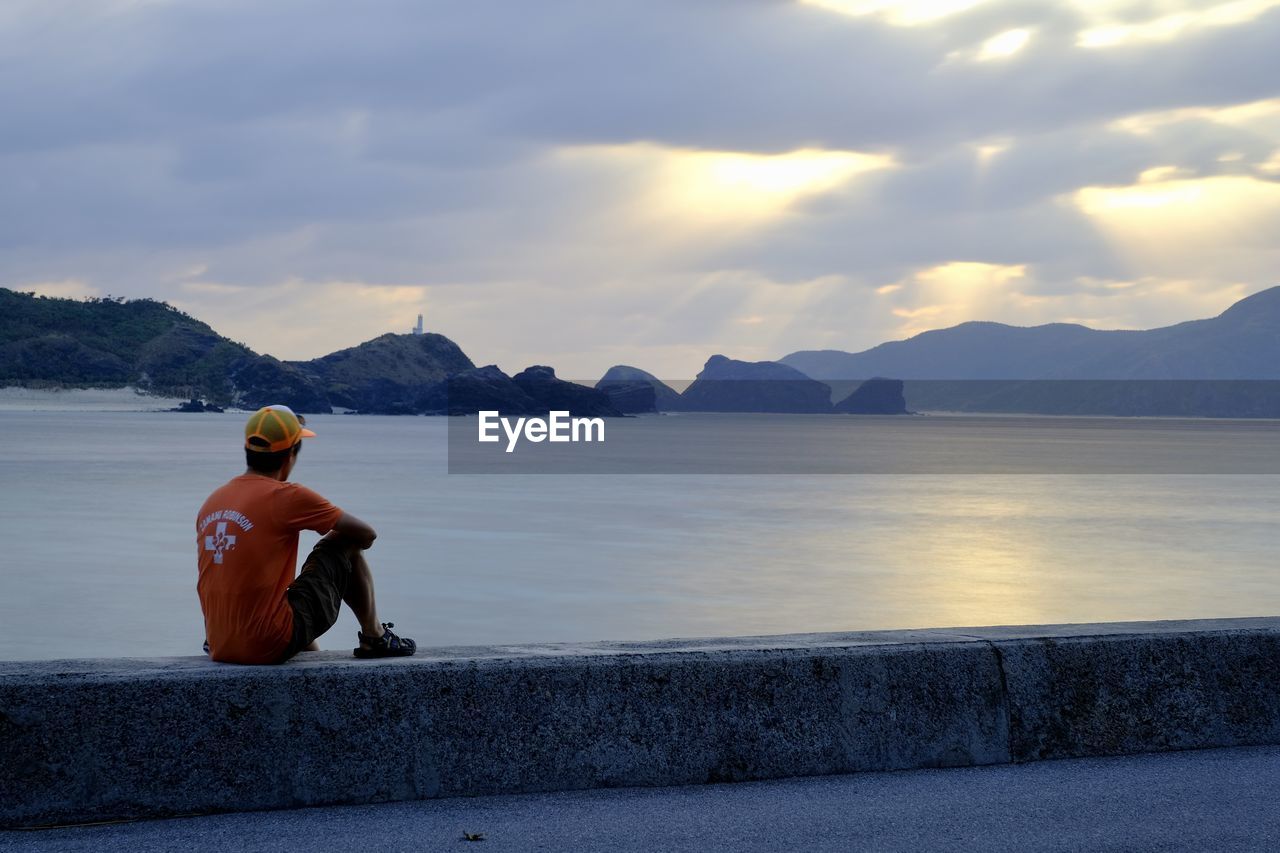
[0,288,330,411]
[0,288,485,414]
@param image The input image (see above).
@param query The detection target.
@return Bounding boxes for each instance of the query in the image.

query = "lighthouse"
[411,313,423,335]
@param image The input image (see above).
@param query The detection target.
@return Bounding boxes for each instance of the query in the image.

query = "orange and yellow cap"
[244,404,317,453]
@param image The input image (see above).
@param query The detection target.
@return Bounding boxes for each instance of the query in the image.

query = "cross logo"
[204,521,237,565]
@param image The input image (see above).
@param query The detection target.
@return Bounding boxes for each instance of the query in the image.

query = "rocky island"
[1,287,908,417]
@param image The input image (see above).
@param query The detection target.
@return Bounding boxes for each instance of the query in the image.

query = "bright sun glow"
[682,148,887,198]
[974,139,1013,167]
[1081,181,1207,210]
[915,261,1027,294]
[888,261,1029,336]
[978,28,1031,60]
[1078,0,1280,48]
[799,0,1280,49]
[1074,175,1280,277]
[1111,98,1280,136]
[1136,165,1192,184]
[559,143,895,230]
[798,0,991,26]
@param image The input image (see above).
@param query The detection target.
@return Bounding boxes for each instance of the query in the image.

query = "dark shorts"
[280,538,352,662]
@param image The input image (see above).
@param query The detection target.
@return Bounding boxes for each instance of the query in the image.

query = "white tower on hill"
[411,313,423,335]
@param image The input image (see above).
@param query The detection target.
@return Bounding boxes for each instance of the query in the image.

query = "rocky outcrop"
[679,355,833,413]
[292,333,475,414]
[418,365,627,417]
[416,365,540,415]
[230,356,333,413]
[170,398,225,413]
[596,381,656,414]
[513,365,624,417]
[832,378,909,414]
[596,365,682,412]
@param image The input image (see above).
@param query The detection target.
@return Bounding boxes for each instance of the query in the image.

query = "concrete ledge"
[2,618,1279,828]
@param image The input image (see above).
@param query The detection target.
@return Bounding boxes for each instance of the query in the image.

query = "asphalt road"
[4,745,1279,853]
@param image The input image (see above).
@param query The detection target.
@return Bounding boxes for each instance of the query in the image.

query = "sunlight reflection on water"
[1,411,1276,660]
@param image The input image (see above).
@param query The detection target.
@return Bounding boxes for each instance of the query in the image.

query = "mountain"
[595,380,657,414]
[679,355,833,413]
[832,378,909,414]
[0,288,330,411]
[781,286,1280,380]
[290,333,475,414]
[595,365,682,413]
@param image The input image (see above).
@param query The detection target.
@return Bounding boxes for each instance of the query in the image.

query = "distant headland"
[3,286,1280,418]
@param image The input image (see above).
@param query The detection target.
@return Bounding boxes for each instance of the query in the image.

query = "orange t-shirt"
[195,474,343,664]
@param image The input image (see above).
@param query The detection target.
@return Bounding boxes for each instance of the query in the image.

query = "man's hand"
[328,511,377,550]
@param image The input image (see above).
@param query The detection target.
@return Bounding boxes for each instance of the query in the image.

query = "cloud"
[1077,0,1280,48]
[1,0,1278,377]
[1073,174,1280,280]
[170,280,433,362]
[18,279,101,300]
[975,28,1032,61]
[800,0,993,27]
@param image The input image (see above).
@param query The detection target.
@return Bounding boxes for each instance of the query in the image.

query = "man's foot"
[354,622,417,658]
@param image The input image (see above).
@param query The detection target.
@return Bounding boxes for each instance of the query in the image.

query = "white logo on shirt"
[204,521,238,564]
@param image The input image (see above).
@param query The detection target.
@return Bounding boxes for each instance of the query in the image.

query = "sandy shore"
[0,386,189,412]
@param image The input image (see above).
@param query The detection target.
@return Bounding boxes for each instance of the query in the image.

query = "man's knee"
[317,533,363,561]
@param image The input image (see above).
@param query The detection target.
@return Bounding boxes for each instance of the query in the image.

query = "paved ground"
[3,746,1279,853]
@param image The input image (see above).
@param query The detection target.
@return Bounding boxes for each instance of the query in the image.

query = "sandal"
[353,622,417,658]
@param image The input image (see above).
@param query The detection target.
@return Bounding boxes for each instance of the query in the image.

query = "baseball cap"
[244,404,317,453]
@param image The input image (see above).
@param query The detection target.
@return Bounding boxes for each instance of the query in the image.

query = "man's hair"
[245,440,301,474]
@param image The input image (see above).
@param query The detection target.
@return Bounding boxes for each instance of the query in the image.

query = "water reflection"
[1,412,1276,659]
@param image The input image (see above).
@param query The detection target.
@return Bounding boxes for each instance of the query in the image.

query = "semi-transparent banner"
[446,380,1280,475]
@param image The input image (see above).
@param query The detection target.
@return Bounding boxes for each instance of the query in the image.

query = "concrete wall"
[3,618,1279,828]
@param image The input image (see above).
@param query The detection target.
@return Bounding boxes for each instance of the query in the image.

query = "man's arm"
[325,511,377,550]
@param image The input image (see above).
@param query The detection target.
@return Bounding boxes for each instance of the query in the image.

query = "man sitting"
[196,404,415,663]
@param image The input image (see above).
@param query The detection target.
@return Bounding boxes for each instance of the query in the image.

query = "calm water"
[1,411,1277,660]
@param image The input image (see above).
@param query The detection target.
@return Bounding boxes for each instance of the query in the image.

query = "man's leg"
[282,535,369,659]
[291,532,415,659]
[334,541,389,649]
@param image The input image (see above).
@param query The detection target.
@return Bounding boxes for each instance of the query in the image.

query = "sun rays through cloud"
[797,0,992,26]
[555,143,896,233]
[2,0,1279,376]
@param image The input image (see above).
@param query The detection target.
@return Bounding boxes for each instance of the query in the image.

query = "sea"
[1,406,1278,661]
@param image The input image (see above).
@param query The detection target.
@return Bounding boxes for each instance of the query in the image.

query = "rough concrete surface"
[1001,631,1280,761]
[1,618,1278,829]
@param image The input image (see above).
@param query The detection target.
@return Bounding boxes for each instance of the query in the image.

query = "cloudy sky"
[3,0,1279,377]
